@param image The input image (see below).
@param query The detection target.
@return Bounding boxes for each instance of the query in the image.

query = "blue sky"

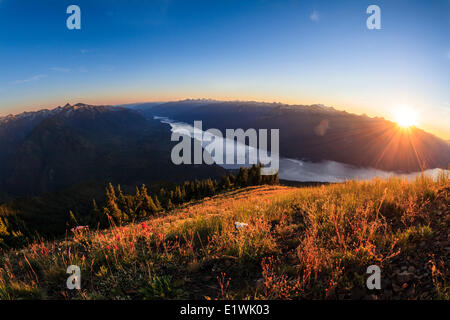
[0,0,449,138]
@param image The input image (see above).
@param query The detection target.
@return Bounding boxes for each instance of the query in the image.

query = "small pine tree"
[205,178,215,196]
[153,195,162,212]
[220,175,231,189]
[104,183,127,224]
[68,210,79,226]
[140,184,158,217]
[239,168,248,187]
[92,199,107,227]
[0,217,10,246]
[166,198,174,210]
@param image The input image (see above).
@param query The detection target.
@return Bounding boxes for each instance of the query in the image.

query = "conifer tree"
[141,184,158,216]
[166,198,174,210]
[104,183,127,224]
[153,195,162,212]
[0,217,10,246]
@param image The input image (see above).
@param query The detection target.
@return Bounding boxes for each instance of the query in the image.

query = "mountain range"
[1,99,449,199]
[0,103,224,199]
[133,99,450,172]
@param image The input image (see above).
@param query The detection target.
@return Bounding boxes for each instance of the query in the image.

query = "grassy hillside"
[0,174,448,300]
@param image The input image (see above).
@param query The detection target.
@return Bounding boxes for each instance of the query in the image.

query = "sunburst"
[394,107,417,128]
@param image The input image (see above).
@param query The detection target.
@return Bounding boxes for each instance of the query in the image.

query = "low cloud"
[11,74,47,85]
[279,158,447,183]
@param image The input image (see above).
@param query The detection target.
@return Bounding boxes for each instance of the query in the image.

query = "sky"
[0,0,449,139]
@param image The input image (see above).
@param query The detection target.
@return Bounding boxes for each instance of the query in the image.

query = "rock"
[234,222,248,230]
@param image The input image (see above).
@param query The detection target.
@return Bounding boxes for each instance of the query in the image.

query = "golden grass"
[0,174,448,300]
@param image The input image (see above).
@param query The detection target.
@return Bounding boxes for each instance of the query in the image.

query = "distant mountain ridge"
[1,99,448,200]
[0,103,224,198]
[133,99,450,172]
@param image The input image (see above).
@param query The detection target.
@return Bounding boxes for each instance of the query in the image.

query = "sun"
[394,107,417,128]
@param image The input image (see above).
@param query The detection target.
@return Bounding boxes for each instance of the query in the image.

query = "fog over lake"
[155,116,447,182]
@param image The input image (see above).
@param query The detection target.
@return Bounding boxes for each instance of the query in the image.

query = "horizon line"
[2,97,449,142]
